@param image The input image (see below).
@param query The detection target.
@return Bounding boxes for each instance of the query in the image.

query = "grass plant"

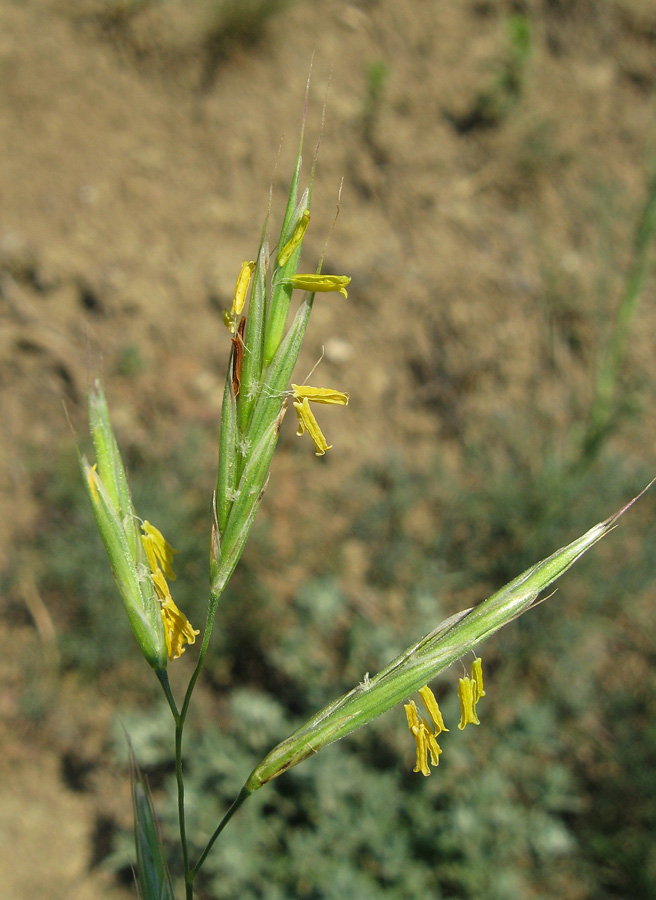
[78,100,653,900]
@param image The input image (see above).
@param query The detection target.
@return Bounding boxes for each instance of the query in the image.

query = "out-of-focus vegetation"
[448,13,533,133]
[82,0,294,89]
[14,397,656,899]
[8,140,656,900]
[582,167,656,462]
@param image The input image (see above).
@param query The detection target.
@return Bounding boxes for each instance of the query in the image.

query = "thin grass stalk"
[582,168,656,461]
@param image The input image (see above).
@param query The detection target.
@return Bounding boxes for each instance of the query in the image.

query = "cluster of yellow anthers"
[291,384,349,456]
[404,686,448,777]
[404,657,486,776]
[140,521,199,661]
[222,252,351,456]
[224,263,350,338]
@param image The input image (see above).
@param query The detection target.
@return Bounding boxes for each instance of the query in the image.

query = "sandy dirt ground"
[1,0,655,896]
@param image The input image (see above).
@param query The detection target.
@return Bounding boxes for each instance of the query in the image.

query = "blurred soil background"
[2,1,656,898]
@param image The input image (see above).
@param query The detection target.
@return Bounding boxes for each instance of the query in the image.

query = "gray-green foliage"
[31,420,656,899]
[107,443,652,899]
[26,378,656,899]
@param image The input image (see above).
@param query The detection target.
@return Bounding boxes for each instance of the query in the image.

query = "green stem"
[156,587,222,899]
[158,573,254,895]
[180,588,221,724]
[189,785,252,881]
[582,168,656,462]
[157,671,192,898]
[157,670,193,899]
[177,591,254,889]
[175,718,192,900]
[157,669,180,720]
[160,589,225,898]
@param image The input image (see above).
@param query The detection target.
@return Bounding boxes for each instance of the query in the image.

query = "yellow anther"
[278,209,310,267]
[457,676,480,730]
[413,721,431,776]
[290,383,348,456]
[141,521,178,581]
[222,309,236,333]
[293,397,331,456]
[150,568,171,601]
[160,597,199,660]
[472,657,486,701]
[150,569,199,661]
[86,463,100,500]
[291,384,349,406]
[424,727,443,769]
[287,273,351,299]
[404,699,420,733]
[405,699,442,776]
[224,260,255,333]
[232,260,256,316]
[418,685,449,734]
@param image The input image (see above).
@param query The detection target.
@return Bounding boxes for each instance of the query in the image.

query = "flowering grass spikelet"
[82,379,171,670]
[245,495,641,790]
